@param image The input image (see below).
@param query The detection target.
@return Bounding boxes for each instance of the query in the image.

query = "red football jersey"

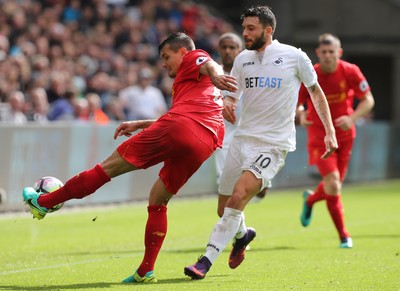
[298,59,370,142]
[169,49,225,147]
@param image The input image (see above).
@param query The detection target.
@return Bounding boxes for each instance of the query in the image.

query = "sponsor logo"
[207,243,220,252]
[243,61,255,67]
[250,164,262,174]
[245,77,282,88]
[26,199,41,211]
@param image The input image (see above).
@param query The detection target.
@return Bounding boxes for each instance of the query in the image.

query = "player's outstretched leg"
[122,269,157,283]
[228,227,256,269]
[184,256,212,280]
[22,187,49,219]
[300,190,313,227]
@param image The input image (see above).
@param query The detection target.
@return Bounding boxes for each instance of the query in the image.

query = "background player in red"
[297,33,375,248]
[22,32,237,283]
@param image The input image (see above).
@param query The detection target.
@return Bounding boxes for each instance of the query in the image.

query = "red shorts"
[308,138,354,181]
[117,113,218,194]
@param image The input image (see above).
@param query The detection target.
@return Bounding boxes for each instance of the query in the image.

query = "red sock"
[307,182,326,207]
[38,164,111,209]
[325,194,350,239]
[137,205,167,277]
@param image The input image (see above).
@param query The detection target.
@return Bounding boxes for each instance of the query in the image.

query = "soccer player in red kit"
[297,33,375,248]
[22,32,237,283]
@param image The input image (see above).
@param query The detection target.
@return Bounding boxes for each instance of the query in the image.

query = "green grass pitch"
[1,179,399,290]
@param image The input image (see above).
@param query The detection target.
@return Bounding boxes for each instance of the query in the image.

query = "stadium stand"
[0,0,235,122]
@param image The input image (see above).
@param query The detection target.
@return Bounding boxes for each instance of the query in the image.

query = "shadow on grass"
[63,247,208,257]
[0,276,228,290]
[64,245,295,258]
[168,246,296,252]
[353,234,400,239]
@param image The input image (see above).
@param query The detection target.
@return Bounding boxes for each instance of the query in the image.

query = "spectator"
[46,72,69,104]
[0,0,235,121]
[86,72,114,110]
[48,89,76,121]
[119,67,168,120]
[26,87,49,123]
[105,95,126,121]
[1,90,27,124]
[85,92,110,125]
[73,97,89,121]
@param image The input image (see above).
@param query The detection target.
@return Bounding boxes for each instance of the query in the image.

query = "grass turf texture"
[1,180,399,290]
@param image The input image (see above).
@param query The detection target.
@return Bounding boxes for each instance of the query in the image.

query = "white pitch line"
[0,254,135,276]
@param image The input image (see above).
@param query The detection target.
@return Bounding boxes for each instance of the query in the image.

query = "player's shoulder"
[269,40,312,64]
[187,49,211,58]
[183,49,212,67]
[271,40,304,55]
[338,59,360,71]
[236,49,253,60]
[184,49,211,62]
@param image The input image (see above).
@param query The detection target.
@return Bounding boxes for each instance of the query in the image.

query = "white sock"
[204,207,242,264]
[235,212,247,240]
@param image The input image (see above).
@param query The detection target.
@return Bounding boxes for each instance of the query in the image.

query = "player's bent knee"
[225,192,248,210]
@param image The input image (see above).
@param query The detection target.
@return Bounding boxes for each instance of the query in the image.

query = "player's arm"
[199,60,238,92]
[335,91,375,130]
[113,119,156,139]
[307,82,338,159]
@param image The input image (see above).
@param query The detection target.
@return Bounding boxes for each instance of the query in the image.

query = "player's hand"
[113,120,154,139]
[335,115,353,131]
[114,121,139,139]
[222,96,237,124]
[321,133,338,159]
[298,111,313,127]
[211,75,238,92]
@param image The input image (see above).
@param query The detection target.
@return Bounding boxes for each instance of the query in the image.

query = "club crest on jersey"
[196,57,207,65]
[273,57,283,66]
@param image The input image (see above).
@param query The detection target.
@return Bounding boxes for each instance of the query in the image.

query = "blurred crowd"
[0,0,235,124]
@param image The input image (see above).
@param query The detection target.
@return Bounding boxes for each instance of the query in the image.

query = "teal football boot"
[23,187,48,220]
[301,190,313,227]
[122,269,157,283]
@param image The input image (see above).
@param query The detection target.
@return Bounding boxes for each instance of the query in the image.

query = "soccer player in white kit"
[215,32,267,207]
[184,5,338,280]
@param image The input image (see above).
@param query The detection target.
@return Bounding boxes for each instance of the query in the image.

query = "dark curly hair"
[241,5,277,33]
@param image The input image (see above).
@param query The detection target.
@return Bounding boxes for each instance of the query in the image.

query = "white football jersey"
[228,40,317,151]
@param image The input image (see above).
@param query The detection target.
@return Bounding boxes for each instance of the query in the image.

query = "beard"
[245,32,267,50]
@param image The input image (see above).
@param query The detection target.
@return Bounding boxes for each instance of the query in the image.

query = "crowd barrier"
[0,121,395,211]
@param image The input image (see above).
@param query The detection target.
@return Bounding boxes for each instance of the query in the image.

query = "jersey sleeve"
[226,55,243,100]
[298,83,309,104]
[180,49,212,81]
[345,63,370,100]
[297,49,317,88]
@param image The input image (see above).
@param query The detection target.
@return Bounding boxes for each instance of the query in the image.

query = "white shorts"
[215,147,228,186]
[218,136,288,196]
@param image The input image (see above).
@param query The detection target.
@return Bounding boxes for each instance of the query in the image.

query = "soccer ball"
[33,176,64,212]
